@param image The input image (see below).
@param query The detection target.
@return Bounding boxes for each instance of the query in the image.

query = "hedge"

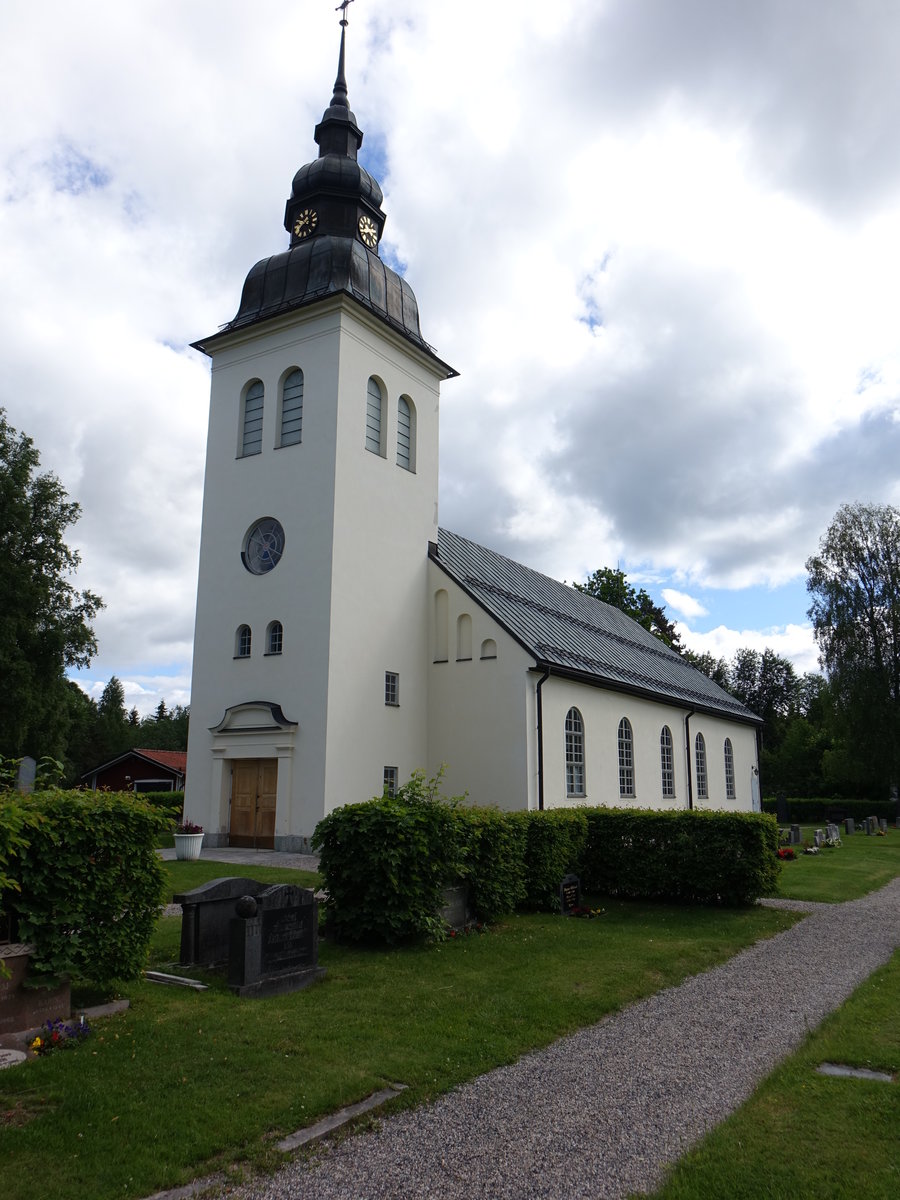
[762,796,899,823]
[581,808,779,907]
[313,784,780,944]
[1,790,169,986]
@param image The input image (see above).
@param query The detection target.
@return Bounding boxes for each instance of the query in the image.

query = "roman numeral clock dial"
[358,215,378,248]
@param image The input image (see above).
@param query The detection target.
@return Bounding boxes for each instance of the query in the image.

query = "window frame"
[384,671,399,707]
[660,725,675,798]
[565,707,586,798]
[239,379,264,458]
[235,624,252,658]
[365,377,385,456]
[279,368,303,448]
[396,394,416,471]
[618,716,635,798]
[266,620,283,656]
[724,737,736,799]
[695,732,708,800]
[383,765,398,797]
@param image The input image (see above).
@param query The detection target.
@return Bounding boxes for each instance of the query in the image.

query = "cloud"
[662,590,708,620]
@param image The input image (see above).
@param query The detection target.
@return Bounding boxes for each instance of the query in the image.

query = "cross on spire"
[336,0,355,27]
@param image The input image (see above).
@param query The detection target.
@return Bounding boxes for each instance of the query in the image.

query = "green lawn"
[1,898,798,1200]
[774,826,899,903]
[647,948,900,1200]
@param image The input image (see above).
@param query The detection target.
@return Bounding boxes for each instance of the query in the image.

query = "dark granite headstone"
[775,792,789,824]
[228,885,325,998]
[440,884,470,931]
[174,877,273,967]
[559,874,581,915]
[844,818,855,835]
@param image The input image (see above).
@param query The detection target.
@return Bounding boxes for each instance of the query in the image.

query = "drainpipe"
[535,667,551,811]
[684,709,695,811]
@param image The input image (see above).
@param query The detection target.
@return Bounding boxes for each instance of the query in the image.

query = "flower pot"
[174,832,204,861]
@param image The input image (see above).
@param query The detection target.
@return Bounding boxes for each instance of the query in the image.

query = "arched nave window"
[240,380,264,457]
[660,726,675,798]
[565,707,585,797]
[724,737,736,799]
[695,732,708,800]
[279,369,303,447]
[618,717,635,797]
[365,377,384,455]
[266,621,283,655]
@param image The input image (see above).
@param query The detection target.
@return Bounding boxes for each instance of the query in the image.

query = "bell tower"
[184,18,456,848]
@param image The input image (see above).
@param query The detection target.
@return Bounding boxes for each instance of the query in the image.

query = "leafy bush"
[452,806,527,921]
[312,772,463,944]
[3,790,168,986]
[762,796,898,822]
[582,807,779,906]
[518,808,588,910]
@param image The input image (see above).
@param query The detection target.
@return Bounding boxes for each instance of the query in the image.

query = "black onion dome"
[289,156,383,209]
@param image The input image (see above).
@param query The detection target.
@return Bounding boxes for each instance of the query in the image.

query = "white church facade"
[184,27,761,849]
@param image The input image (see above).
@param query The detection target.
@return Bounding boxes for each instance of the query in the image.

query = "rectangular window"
[384,671,399,706]
[383,766,398,797]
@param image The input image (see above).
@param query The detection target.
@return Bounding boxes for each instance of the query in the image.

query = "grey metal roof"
[432,529,760,724]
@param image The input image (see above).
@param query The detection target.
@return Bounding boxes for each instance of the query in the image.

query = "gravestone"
[775,792,789,824]
[879,818,888,832]
[0,944,70,1036]
[15,756,36,795]
[813,829,824,848]
[789,824,801,845]
[174,877,273,967]
[826,823,840,841]
[228,884,325,998]
[440,884,471,931]
[844,818,855,835]
[867,816,878,835]
[559,874,582,915]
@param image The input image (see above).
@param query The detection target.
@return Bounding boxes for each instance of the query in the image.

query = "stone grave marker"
[174,877,273,967]
[789,824,802,845]
[879,818,888,832]
[844,818,855,835]
[0,1048,27,1070]
[775,792,789,824]
[228,884,325,998]
[813,829,825,848]
[826,823,840,841]
[867,816,878,835]
[440,884,470,931]
[559,873,582,915]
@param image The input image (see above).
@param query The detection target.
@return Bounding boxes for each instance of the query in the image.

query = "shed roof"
[432,529,759,724]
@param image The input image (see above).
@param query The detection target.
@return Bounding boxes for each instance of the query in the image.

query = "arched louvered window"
[618,717,635,797]
[695,732,708,800]
[267,621,283,655]
[235,625,251,658]
[724,737,736,799]
[280,370,303,447]
[241,381,264,457]
[565,707,585,797]
[365,377,384,455]
[660,726,675,797]
[397,395,415,471]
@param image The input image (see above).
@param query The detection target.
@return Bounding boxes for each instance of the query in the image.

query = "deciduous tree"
[576,567,683,651]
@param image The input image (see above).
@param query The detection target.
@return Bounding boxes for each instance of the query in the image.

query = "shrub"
[518,808,588,911]
[3,790,168,986]
[452,806,527,921]
[312,772,463,944]
[762,796,897,822]
[582,807,779,906]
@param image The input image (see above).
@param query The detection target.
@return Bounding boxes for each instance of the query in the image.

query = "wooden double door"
[229,758,277,849]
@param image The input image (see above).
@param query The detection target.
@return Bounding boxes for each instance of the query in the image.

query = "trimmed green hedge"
[1,790,168,986]
[313,781,780,944]
[762,796,899,822]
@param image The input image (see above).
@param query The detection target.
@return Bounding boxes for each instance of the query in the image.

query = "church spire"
[329,4,352,112]
[312,7,363,161]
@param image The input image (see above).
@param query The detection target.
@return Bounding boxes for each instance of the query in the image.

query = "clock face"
[242,518,285,575]
[358,215,378,248]
[292,208,318,240]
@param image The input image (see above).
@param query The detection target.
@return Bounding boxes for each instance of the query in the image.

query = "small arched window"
[240,380,264,457]
[660,726,675,797]
[396,395,415,471]
[280,369,303,447]
[724,737,736,799]
[565,707,585,797]
[365,377,384,455]
[235,625,252,658]
[695,732,708,799]
[618,717,635,797]
[480,638,497,660]
[267,621,283,655]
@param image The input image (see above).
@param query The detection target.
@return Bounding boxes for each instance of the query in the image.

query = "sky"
[3,0,900,715]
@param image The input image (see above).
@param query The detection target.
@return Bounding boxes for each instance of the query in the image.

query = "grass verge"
[646,948,900,1200]
[1,900,798,1200]
[774,826,899,903]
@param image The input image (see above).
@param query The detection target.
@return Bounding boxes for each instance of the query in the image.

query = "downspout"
[684,708,695,811]
[535,667,551,811]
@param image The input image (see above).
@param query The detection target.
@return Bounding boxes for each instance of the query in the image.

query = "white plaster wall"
[425,566,534,809]
[540,678,759,812]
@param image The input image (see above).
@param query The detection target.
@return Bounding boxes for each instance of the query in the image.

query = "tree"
[683,649,730,690]
[0,409,102,758]
[807,502,900,797]
[576,567,683,652]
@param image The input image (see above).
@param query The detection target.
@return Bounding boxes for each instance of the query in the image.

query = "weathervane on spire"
[336,0,355,26]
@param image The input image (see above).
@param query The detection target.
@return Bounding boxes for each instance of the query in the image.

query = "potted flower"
[174,819,204,861]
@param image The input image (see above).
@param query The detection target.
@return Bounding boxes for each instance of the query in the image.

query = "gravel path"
[217,879,900,1200]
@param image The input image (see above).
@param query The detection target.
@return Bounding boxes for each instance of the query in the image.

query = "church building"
[184,25,761,849]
